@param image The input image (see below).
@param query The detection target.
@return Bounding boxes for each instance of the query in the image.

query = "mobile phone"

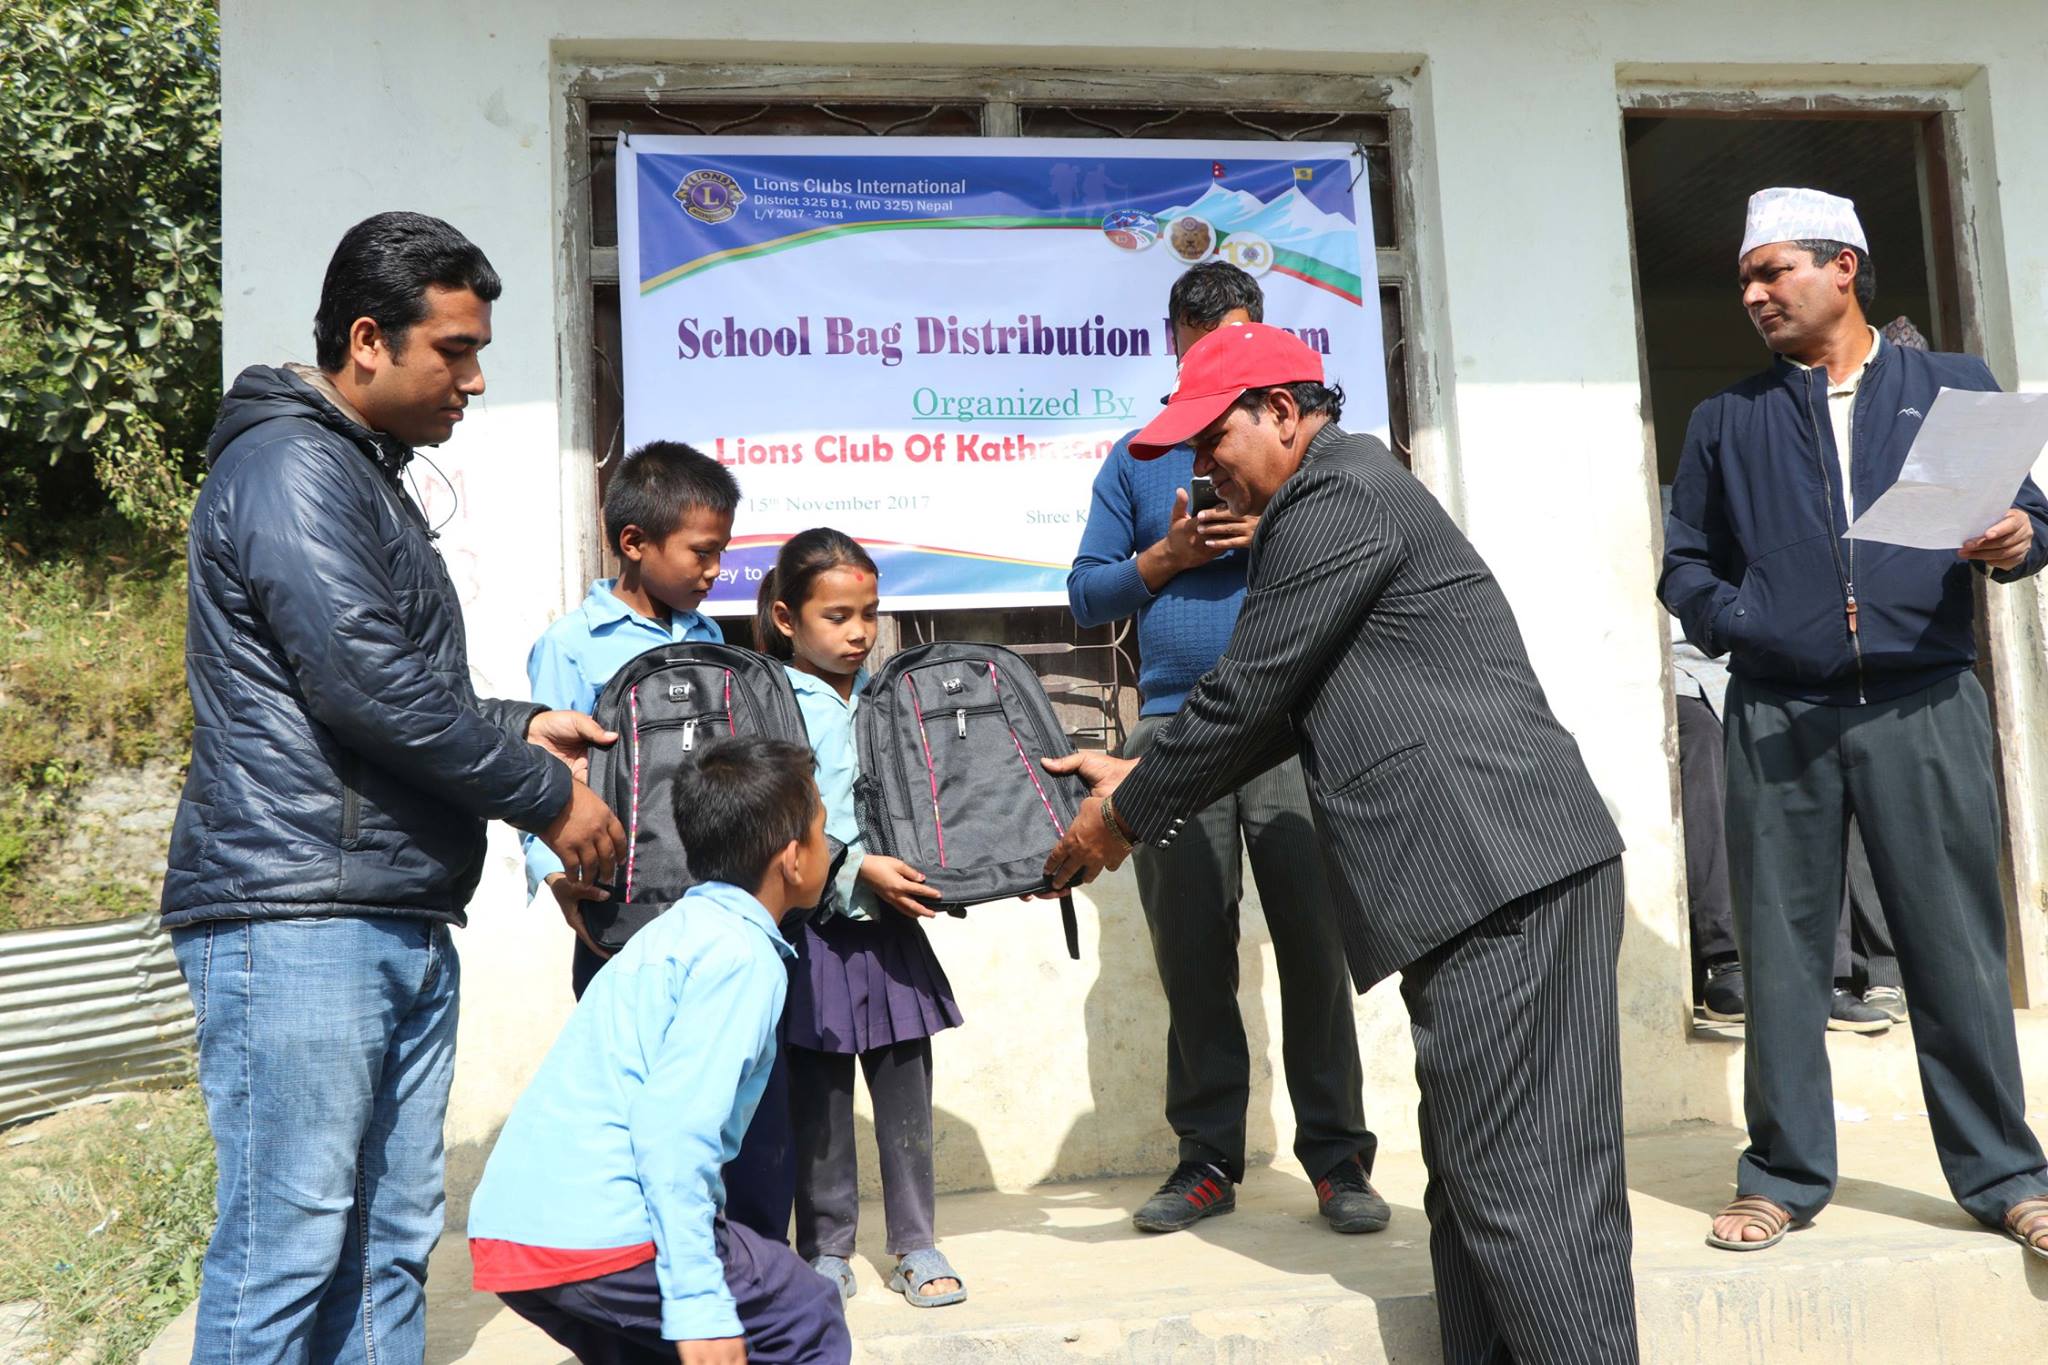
[1188,475,1222,516]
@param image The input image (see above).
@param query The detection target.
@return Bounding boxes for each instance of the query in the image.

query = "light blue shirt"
[523,579,723,892]
[786,664,878,921]
[466,881,795,1342]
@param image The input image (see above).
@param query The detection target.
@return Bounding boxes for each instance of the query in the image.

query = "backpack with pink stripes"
[583,642,812,951]
[853,642,1086,958]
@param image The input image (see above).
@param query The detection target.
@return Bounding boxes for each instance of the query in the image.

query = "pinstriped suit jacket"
[1110,425,1623,990]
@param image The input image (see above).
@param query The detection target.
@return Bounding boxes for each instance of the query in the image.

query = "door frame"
[1615,74,2046,1007]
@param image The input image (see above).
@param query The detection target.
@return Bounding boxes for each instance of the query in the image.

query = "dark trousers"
[1834,818,1900,991]
[571,937,607,999]
[575,948,797,1245]
[497,1217,849,1365]
[1400,859,1638,1364]
[789,1039,936,1259]
[724,1037,796,1244]
[1123,714,1374,1183]
[1675,695,1737,972]
[1725,671,2048,1226]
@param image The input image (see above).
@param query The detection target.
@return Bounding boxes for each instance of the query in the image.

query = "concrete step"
[143,1115,2048,1363]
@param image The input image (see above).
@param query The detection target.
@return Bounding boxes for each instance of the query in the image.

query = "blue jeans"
[173,916,460,1365]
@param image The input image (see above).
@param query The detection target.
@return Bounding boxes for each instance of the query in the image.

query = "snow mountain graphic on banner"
[1151,184,1361,287]
[1236,188,1362,277]
[1153,183,1268,234]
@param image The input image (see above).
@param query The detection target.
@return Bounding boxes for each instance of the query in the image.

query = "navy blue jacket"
[162,366,570,929]
[1659,343,2048,706]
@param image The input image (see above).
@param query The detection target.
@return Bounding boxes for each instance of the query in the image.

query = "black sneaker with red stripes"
[1132,1160,1236,1233]
[1315,1155,1391,1234]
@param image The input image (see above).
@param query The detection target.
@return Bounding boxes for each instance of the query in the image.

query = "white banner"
[618,135,1385,610]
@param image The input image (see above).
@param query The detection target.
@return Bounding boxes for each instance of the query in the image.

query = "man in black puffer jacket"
[164,213,625,1365]
[1661,187,2048,1262]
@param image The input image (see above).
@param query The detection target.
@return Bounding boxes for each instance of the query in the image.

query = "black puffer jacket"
[161,366,569,929]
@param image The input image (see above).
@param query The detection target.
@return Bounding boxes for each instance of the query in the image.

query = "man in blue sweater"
[1661,187,2048,1261]
[1069,263,1383,1236]
[469,737,850,1363]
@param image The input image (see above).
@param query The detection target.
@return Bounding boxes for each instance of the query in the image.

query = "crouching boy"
[469,736,850,1364]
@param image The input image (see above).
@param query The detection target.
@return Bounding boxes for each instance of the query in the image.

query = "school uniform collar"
[785,664,869,707]
[683,881,797,959]
[578,578,704,637]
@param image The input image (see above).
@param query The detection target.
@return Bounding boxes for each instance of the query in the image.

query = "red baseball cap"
[1128,322,1325,460]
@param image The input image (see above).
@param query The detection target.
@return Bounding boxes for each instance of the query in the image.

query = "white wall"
[220,0,2048,1203]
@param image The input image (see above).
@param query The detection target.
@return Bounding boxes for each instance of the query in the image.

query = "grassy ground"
[0,1087,214,1364]
[0,522,190,933]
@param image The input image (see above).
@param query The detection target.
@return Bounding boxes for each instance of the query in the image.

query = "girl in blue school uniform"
[754,528,968,1309]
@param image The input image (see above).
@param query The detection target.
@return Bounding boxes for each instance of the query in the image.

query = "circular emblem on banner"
[1218,232,1274,276]
[1101,208,1159,251]
[1165,214,1217,264]
[676,169,746,224]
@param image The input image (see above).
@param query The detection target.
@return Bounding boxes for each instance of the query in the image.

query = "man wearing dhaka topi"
[1660,186,2048,1261]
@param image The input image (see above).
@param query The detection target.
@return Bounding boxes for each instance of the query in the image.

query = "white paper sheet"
[1843,388,2048,550]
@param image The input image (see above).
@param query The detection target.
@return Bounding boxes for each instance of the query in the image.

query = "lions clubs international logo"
[676,169,745,224]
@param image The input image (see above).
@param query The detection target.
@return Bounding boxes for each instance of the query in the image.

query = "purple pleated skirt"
[785,909,962,1055]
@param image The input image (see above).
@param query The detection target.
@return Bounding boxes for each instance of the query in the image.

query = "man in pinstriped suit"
[1043,323,1638,1363]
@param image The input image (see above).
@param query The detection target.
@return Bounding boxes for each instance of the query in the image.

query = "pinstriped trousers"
[1400,858,1639,1364]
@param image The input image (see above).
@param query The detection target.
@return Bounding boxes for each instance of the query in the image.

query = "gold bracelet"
[1099,793,1135,855]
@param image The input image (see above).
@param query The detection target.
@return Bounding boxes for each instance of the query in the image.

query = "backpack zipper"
[625,687,642,900]
[985,664,1067,838]
[948,703,1006,738]
[636,709,748,746]
[902,674,949,868]
[1802,369,1867,704]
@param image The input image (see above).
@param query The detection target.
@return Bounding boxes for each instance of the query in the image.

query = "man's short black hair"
[604,441,740,552]
[1793,238,1877,311]
[313,212,503,372]
[1168,261,1265,329]
[1235,380,1346,424]
[673,736,820,890]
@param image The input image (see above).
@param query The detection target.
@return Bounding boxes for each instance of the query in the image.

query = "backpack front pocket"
[901,663,1066,872]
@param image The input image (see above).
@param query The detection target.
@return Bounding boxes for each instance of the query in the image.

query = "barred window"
[563,66,1434,744]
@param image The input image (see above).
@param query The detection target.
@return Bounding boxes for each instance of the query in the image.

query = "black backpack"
[582,642,811,951]
[853,642,1087,958]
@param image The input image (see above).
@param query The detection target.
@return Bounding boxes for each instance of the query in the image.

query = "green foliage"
[0,0,222,537]
[0,519,191,933]
[0,1087,216,1364]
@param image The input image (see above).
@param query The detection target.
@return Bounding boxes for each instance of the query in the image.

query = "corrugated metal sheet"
[0,912,195,1126]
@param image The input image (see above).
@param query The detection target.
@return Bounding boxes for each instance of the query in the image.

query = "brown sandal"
[2006,1198,2048,1262]
[1706,1195,1801,1252]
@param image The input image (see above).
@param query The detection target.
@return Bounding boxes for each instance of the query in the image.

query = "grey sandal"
[888,1247,966,1308]
[809,1254,856,1300]
[1706,1195,1803,1252]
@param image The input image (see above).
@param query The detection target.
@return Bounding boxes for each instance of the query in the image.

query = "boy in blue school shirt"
[525,440,737,996]
[524,441,800,1251]
[470,736,850,1365]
